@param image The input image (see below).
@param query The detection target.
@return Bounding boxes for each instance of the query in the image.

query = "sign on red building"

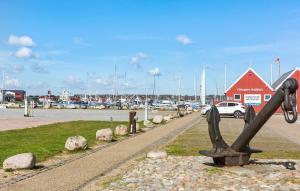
[225,68,274,112]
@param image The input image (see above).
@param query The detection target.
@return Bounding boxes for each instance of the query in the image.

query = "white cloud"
[4,76,22,88]
[94,78,109,86]
[65,75,81,85]
[149,67,161,76]
[222,44,274,54]
[15,47,33,58]
[130,52,148,68]
[72,37,91,48]
[176,34,193,45]
[8,35,35,47]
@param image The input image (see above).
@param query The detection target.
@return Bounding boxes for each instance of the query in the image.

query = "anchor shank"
[231,89,284,152]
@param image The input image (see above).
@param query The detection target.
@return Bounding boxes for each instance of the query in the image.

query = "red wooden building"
[225,68,274,112]
[271,67,300,112]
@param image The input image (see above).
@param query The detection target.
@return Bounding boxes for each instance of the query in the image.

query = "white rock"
[65,136,88,151]
[3,153,36,170]
[114,124,128,136]
[144,120,154,128]
[152,115,163,124]
[99,105,106,110]
[187,107,193,111]
[96,128,113,141]
[163,115,172,122]
[147,150,168,159]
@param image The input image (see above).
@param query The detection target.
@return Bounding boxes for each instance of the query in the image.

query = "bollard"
[24,98,29,117]
[200,78,298,166]
[129,111,137,134]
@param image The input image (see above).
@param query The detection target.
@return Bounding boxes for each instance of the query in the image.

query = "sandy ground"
[0,109,175,131]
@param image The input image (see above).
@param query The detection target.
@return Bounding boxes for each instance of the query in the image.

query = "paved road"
[1,112,201,191]
[0,109,174,131]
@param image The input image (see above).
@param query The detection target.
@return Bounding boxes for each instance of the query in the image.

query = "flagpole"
[193,72,196,101]
[270,63,273,84]
[224,63,227,94]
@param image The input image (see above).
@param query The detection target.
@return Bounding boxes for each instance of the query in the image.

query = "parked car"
[201,101,246,118]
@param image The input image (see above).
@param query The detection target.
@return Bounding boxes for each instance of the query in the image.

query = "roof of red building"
[225,67,273,93]
[271,67,300,90]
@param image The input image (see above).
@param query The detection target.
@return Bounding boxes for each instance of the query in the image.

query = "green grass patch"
[0,120,137,165]
[165,122,300,159]
[205,167,224,174]
[101,174,123,188]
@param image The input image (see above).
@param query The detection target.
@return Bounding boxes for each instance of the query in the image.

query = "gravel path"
[0,113,201,191]
[104,156,300,191]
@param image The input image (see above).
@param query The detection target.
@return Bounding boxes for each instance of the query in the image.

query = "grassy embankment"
[166,120,300,159]
[0,121,141,165]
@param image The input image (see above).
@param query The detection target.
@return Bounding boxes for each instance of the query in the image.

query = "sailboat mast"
[193,72,197,101]
[200,64,206,105]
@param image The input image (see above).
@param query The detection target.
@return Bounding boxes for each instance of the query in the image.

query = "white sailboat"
[200,65,206,106]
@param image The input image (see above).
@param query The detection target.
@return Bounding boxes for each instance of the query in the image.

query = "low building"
[225,68,274,112]
[0,90,26,103]
[271,68,300,112]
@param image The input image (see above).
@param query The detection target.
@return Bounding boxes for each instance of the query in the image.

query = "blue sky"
[0,0,300,95]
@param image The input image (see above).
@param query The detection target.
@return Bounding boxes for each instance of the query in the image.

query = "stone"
[186,107,193,111]
[152,115,163,124]
[144,120,154,128]
[147,150,168,159]
[96,128,113,141]
[114,125,128,136]
[3,153,36,170]
[99,105,106,110]
[163,115,172,122]
[65,135,88,151]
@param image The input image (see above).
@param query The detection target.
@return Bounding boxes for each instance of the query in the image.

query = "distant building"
[60,90,70,101]
[0,90,26,103]
[225,68,274,112]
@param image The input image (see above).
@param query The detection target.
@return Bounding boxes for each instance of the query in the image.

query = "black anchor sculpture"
[200,78,298,166]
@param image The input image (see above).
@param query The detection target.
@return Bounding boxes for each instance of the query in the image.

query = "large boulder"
[3,153,36,170]
[65,136,88,151]
[152,115,163,124]
[96,128,113,141]
[144,120,154,128]
[147,150,168,159]
[114,125,128,136]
